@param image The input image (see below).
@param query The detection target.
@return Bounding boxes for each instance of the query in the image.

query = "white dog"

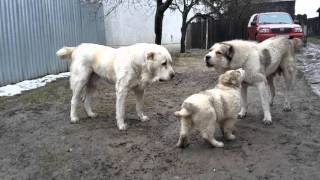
[56,43,175,130]
[174,69,245,148]
[205,37,301,124]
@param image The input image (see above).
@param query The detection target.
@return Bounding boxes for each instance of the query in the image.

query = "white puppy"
[56,43,175,130]
[174,69,245,148]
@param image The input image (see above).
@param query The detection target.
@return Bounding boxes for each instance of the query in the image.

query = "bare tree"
[155,0,174,44]
[81,0,143,17]
[172,0,254,52]
[171,0,197,53]
[172,0,223,53]
[221,0,253,19]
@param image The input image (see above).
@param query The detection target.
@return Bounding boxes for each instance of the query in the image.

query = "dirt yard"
[1,50,320,180]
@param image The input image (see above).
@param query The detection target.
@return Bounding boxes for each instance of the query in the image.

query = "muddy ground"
[1,48,320,180]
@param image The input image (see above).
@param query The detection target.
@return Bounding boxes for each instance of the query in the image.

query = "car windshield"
[258,13,293,24]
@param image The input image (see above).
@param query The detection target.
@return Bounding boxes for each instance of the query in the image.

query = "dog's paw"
[117,123,128,131]
[139,115,150,122]
[283,107,291,112]
[176,141,189,148]
[283,105,291,112]
[213,141,224,148]
[70,117,79,123]
[226,134,236,141]
[283,102,292,112]
[88,112,98,118]
[237,112,247,119]
[176,136,189,148]
[262,118,272,125]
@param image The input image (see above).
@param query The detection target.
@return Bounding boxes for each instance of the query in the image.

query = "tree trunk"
[154,0,173,45]
[180,14,188,53]
[155,9,164,45]
[180,26,187,53]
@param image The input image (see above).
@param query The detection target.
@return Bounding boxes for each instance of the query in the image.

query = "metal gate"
[187,18,248,49]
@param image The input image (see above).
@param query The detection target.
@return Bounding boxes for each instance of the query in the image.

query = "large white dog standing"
[56,43,175,130]
[204,37,301,125]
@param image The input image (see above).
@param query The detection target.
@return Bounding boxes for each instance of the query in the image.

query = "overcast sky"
[295,0,320,18]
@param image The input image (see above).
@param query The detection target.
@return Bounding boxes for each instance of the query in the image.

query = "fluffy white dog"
[56,43,175,130]
[175,69,245,148]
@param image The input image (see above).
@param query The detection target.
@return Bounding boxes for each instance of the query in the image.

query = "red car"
[247,12,304,42]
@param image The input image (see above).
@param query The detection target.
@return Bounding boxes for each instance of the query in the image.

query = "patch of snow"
[311,84,320,97]
[0,72,70,96]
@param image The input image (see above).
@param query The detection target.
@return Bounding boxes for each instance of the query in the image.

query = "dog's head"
[144,45,175,82]
[218,68,245,88]
[204,42,234,73]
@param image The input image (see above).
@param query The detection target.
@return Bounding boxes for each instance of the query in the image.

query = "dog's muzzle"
[170,73,175,79]
[205,55,214,67]
[159,72,175,82]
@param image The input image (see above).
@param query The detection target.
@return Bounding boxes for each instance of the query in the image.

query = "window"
[252,15,258,24]
[258,13,293,24]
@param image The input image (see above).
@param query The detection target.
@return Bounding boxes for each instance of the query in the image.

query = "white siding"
[103,1,183,51]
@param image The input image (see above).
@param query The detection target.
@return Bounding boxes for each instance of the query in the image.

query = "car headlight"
[258,28,271,33]
[293,27,302,32]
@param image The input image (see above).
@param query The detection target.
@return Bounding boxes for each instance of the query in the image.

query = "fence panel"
[0,0,106,86]
[307,17,320,36]
[188,18,248,49]
[189,20,207,49]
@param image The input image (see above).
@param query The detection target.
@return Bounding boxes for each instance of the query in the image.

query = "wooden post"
[317,8,320,35]
[206,18,208,49]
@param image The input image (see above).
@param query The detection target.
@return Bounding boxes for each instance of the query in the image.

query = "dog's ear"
[227,45,234,59]
[220,43,234,61]
[146,52,155,61]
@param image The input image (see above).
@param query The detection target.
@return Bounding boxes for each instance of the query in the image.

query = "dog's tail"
[56,46,76,60]
[290,38,303,51]
[174,108,190,118]
[174,102,194,118]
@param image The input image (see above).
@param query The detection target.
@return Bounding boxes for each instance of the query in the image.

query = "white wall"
[103,1,182,51]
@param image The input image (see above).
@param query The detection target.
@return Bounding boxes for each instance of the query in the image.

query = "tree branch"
[186,12,215,26]
[171,0,183,13]
[163,0,174,9]
[190,0,200,7]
